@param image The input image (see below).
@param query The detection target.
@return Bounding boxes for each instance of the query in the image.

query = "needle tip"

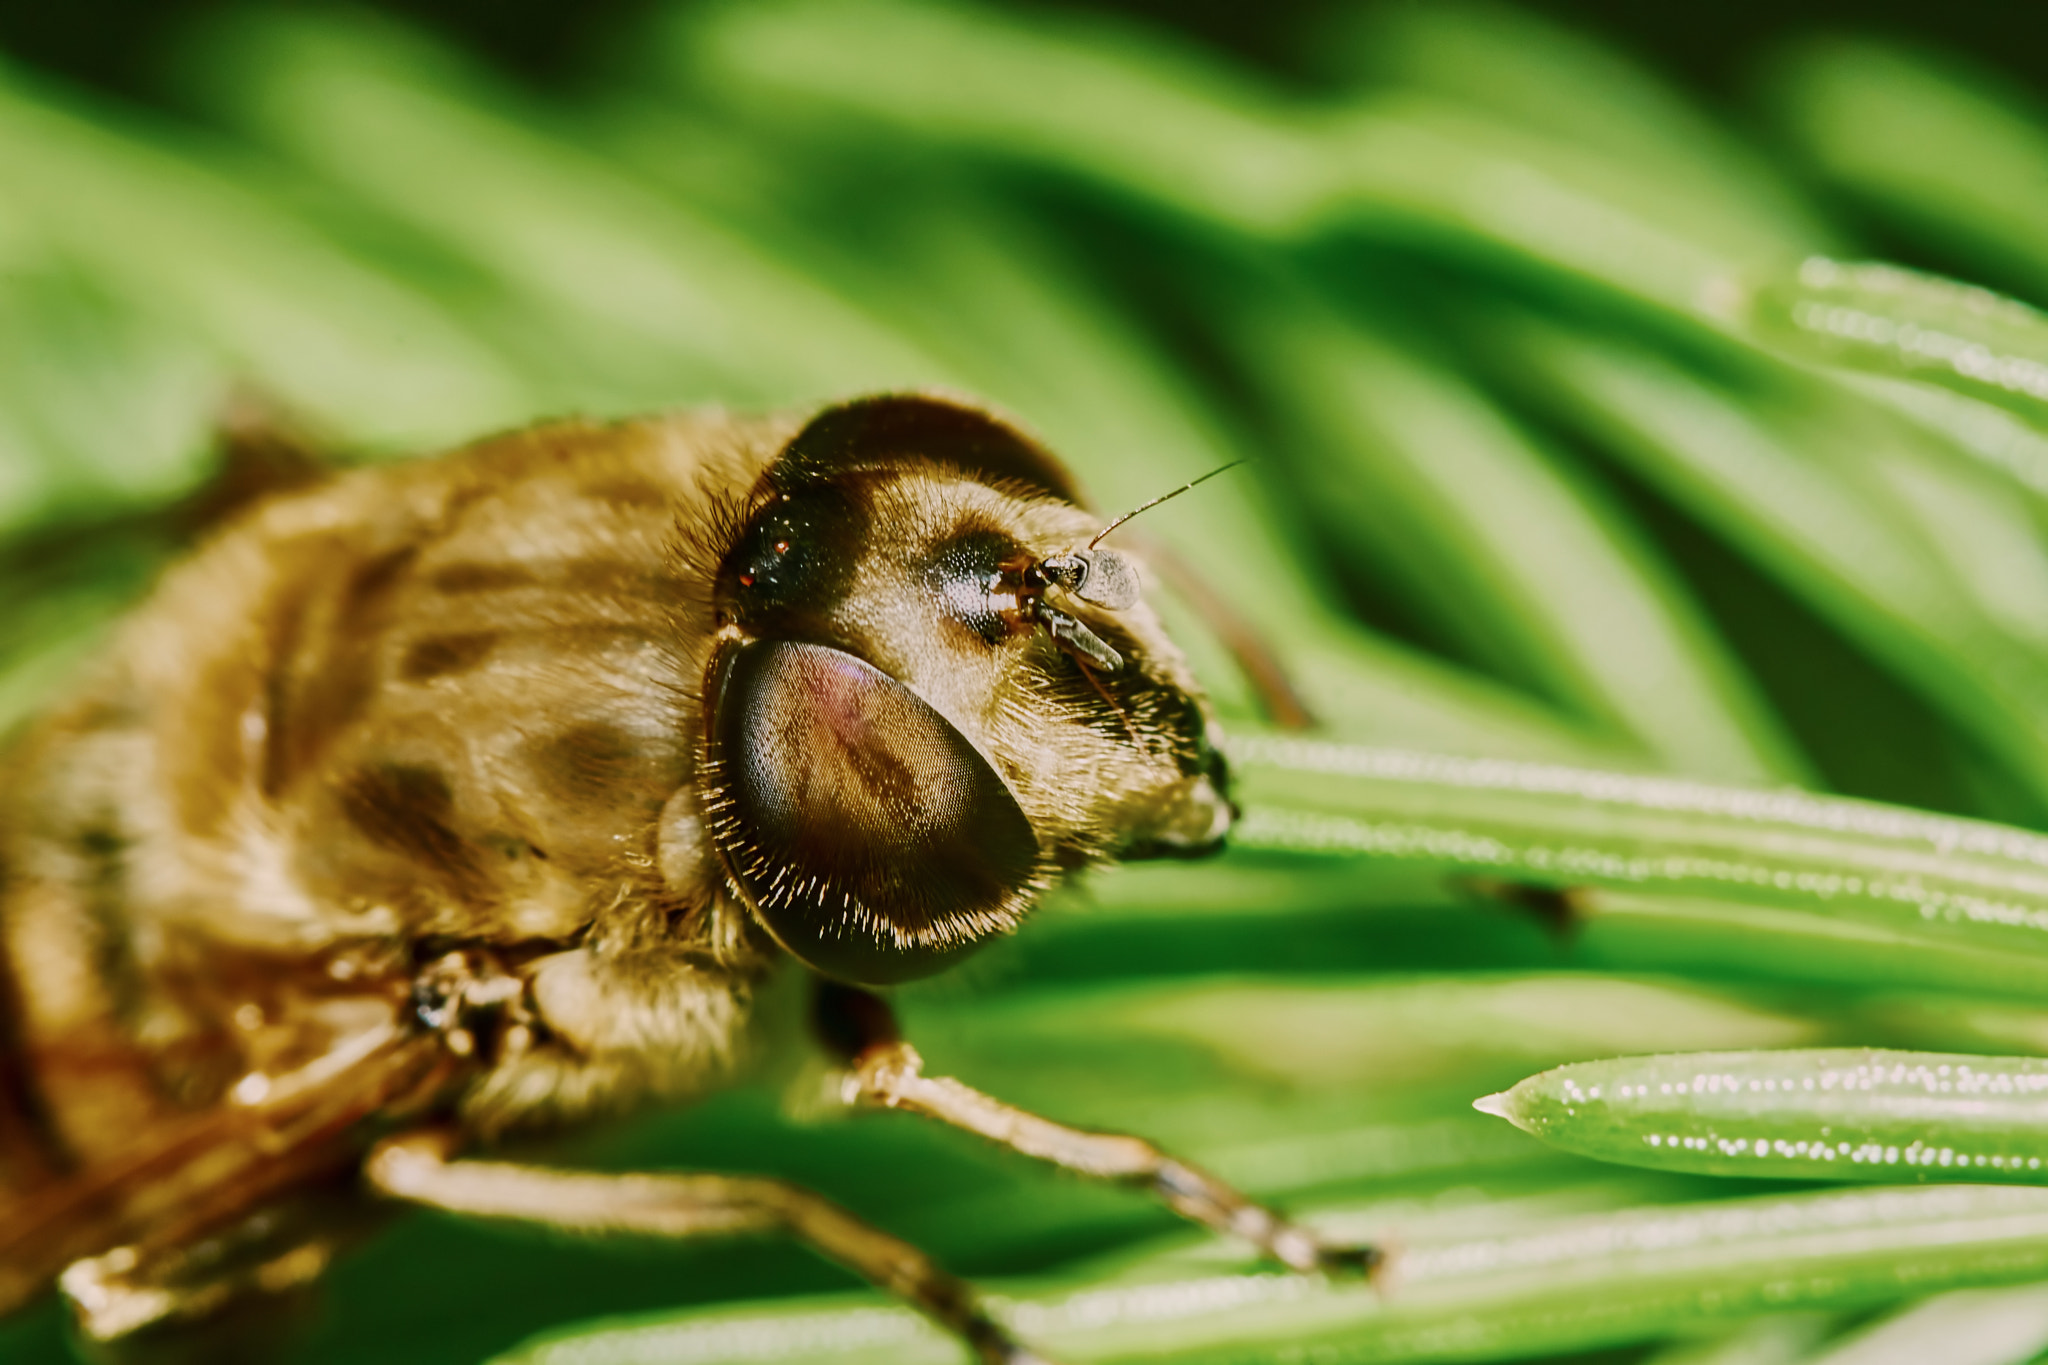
[1471,1091,1513,1122]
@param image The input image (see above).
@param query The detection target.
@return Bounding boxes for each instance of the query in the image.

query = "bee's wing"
[0,1024,450,1316]
[0,406,340,670]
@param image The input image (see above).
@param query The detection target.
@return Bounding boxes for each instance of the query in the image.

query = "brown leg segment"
[364,1130,1052,1365]
[814,983,1379,1277]
[57,1184,383,1363]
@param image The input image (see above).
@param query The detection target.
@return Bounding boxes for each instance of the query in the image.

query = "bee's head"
[697,394,1233,986]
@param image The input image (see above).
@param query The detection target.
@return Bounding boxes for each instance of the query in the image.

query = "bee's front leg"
[814,981,1381,1277]
[364,1129,1054,1365]
[57,1189,378,1361]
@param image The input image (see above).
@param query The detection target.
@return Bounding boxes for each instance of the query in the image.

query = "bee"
[0,393,1369,1363]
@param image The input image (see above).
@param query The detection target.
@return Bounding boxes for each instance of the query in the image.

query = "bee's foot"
[1315,1241,1385,1278]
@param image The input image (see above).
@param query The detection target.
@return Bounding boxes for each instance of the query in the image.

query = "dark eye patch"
[923,528,1024,644]
[718,487,864,631]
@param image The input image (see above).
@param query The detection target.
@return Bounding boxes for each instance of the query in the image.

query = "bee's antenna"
[1086,461,1246,551]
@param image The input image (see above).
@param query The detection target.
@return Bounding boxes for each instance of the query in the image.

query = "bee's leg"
[815,982,1378,1276]
[364,1130,1054,1365]
[58,1188,379,1363]
[1453,875,1592,941]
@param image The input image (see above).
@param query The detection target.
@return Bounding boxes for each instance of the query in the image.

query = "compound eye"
[704,640,1041,984]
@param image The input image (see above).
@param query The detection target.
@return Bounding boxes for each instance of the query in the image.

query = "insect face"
[702,398,1234,985]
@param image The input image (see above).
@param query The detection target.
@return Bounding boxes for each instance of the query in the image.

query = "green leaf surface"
[1480,1049,2048,1183]
[493,1184,2048,1364]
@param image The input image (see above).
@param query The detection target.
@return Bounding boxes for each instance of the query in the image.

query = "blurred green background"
[15,1,2048,1362]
